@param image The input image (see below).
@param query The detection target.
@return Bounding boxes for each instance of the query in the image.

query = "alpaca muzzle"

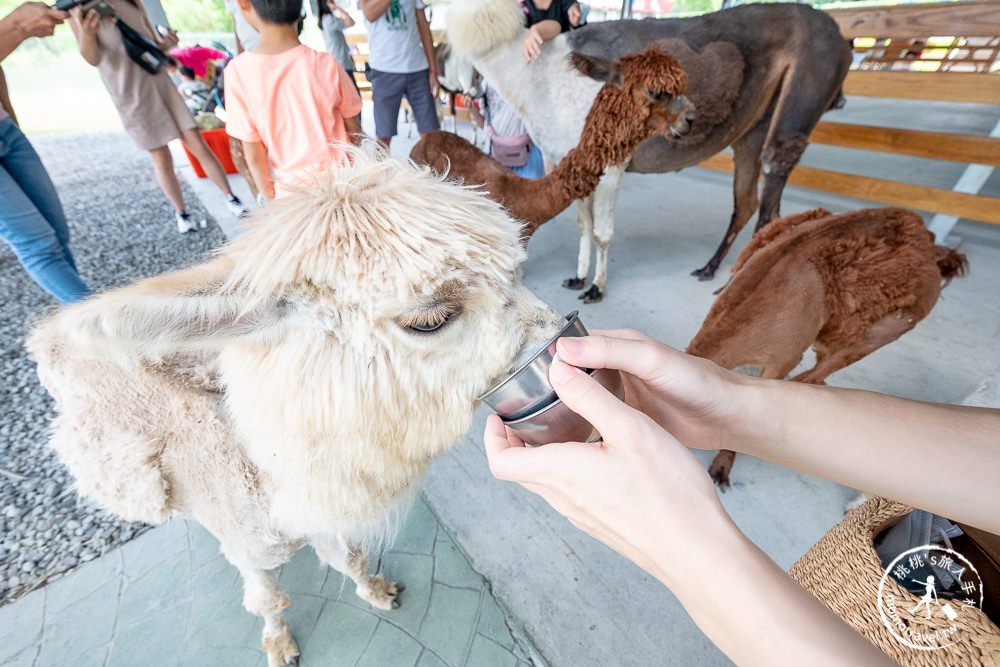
[667,94,696,139]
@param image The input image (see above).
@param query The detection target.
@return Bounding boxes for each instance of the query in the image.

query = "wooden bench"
[699,0,1000,236]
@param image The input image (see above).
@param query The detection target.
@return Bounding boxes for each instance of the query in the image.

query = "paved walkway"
[0,495,539,667]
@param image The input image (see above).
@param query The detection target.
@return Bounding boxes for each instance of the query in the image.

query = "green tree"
[161,0,233,32]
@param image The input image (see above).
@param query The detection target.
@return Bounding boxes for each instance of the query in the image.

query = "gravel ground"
[0,131,227,606]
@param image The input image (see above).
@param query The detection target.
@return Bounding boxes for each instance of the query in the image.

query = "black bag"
[113,14,170,74]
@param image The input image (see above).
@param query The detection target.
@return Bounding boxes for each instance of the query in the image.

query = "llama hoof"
[562,277,586,290]
[691,265,717,281]
[262,629,299,667]
[708,463,732,489]
[357,576,401,611]
[578,285,603,303]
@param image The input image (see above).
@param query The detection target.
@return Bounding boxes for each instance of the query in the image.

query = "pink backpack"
[488,127,532,168]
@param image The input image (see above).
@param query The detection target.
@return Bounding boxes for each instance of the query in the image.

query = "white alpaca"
[27,150,566,667]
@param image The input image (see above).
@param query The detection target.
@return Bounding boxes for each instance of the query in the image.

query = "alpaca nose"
[667,95,695,138]
[669,115,692,138]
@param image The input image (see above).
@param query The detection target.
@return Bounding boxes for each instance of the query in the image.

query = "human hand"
[484,359,732,580]
[68,6,100,35]
[156,25,178,49]
[523,25,544,64]
[10,2,67,38]
[567,2,581,27]
[553,330,759,453]
[428,70,440,97]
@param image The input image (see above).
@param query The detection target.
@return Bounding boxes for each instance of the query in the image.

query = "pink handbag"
[488,127,532,168]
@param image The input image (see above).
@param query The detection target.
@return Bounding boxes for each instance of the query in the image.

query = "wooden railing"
[699,0,1000,229]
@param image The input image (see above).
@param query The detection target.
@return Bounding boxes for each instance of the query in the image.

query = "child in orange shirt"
[226,0,363,199]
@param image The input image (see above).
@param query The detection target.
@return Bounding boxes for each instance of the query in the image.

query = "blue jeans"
[0,118,90,304]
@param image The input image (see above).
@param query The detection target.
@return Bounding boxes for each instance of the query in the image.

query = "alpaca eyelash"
[397,302,461,333]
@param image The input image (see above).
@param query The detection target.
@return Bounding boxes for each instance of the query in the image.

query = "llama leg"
[237,566,299,667]
[563,195,594,291]
[708,449,736,488]
[580,166,625,304]
[755,133,808,232]
[754,60,846,233]
[694,118,768,280]
[792,312,919,385]
[313,535,401,611]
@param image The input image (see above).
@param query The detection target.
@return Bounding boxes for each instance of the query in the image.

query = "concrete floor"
[162,95,999,667]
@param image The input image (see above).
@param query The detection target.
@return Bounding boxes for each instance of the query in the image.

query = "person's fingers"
[484,414,534,482]
[556,334,679,384]
[548,361,648,443]
[585,328,653,343]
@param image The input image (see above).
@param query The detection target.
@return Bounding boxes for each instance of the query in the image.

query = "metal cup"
[478,311,587,421]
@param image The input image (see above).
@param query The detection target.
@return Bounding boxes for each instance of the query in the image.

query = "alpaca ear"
[39,256,291,360]
[570,52,622,86]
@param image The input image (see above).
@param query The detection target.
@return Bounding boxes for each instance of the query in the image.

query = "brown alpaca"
[685,207,969,487]
[409,46,694,241]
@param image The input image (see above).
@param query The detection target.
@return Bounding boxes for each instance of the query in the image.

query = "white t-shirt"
[362,0,428,74]
[224,0,261,53]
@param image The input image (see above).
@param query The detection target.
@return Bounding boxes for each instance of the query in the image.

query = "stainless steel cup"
[501,367,625,446]
[478,311,588,421]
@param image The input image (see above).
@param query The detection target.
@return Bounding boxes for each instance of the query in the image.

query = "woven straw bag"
[789,497,1000,665]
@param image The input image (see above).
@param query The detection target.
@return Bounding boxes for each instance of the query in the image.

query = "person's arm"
[67,6,103,67]
[552,332,1000,534]
[242,140,274,200]
[414,5,438,97]
[333,7,355,29]
[462,94,484,129]
[745,378,1000,533]
[0,2,68,62]
[484,364,894,667]
[522,19,560,64]
[345,115,363,146]
[358,0,391,23]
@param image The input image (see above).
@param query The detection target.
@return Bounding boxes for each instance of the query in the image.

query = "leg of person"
[403,69,440,140]
[0,119,81,274]
[370,68,406,149]
[149,145,203,233]
[180,128,245,216]
[0,127,91,303]
[179,127,245,217]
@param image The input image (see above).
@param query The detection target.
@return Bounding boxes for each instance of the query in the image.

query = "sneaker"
[176,211,200,233]
[226,195,247,218]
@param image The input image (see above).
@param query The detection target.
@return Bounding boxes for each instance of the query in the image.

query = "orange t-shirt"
[224,44,363,196]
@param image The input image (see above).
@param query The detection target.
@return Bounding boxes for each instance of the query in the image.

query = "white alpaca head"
[32,149,566,537]
[446,0,524,59]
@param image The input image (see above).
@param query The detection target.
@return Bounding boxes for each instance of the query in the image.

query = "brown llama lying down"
[685,207,968,487]
[409,45,695,255]
[26,152,569,667]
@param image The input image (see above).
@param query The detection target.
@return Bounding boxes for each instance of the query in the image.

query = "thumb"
[548,361,641,443]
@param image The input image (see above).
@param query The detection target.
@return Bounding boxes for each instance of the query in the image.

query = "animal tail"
[935,245,969,285]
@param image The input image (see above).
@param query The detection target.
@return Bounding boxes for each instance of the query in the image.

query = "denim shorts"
[368,68,440,138]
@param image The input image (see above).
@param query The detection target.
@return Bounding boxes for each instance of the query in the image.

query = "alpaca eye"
[399,309,458,334]
[647,90,670,102]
